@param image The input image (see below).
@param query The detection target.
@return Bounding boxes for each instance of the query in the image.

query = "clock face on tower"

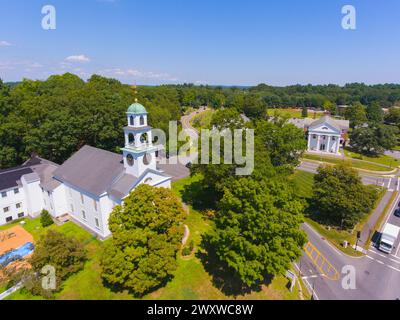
[127,154,134,166]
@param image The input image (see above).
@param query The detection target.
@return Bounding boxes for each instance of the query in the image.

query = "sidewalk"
[359,191,396,246]
[0,282,22,300]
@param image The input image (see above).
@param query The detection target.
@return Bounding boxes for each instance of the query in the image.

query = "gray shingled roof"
[287,116,349,131]
[0,167,33,191]
[309,116,341,131]
[108,174,138,199]
[108,168,170,200]
[0,157,60,192]
[53,145,125,197]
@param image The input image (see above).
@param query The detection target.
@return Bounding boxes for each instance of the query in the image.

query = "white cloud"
[99,68,178,82]
[65,54,91,63]
[0,41,12,47]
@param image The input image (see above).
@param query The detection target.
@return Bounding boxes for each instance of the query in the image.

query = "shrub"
[40,210,54,227]
[182,240,195,256]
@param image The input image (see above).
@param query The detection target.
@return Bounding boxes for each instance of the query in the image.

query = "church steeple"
[121,94,160,177]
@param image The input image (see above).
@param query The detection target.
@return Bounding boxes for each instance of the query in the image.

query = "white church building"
[0,102,172,239]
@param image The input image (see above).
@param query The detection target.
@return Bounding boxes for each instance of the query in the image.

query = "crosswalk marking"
[304,242,339,281]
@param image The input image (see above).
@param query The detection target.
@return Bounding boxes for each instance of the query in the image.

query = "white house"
[287,115,349,155]
[0,101,173,239]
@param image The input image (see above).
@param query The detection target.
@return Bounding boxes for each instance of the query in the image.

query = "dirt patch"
[0,225,34,255]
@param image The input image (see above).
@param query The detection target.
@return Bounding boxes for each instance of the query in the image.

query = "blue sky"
[0,0,399,85]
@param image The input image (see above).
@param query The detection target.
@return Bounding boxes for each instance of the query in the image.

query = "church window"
[332,137,336,141]
[3,206,9,213]
[143,153,152,165]
[95,218,100,228]
[16,203,21,209]
[129,116,134,126]
[93,200,98,211]
[1,191,6,198]
[18,212,24,218]
[312,135,316,139]
[14,188,19,194]
[128,133,135,145]
[80,193,84,204]
[82,210,86,220]
[140,116,145,125]
[127,154,134,166]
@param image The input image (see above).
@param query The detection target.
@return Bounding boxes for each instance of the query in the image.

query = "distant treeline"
[1,73,400,168]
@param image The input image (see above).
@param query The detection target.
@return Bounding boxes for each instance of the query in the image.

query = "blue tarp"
[0,242,34,267]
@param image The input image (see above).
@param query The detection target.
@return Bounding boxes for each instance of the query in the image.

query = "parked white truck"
[379,223,400,254]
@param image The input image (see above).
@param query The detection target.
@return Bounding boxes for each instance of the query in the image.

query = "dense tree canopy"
[311,164,378,229]
[0,74,180,168]
[345,102,368,129]
[204,178,307,286]
[255,118,307,168]
[101,185,186,296]
[350,124,398,155]
[2,74,400,170]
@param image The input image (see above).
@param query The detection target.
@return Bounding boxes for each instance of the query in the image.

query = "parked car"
[394,209,400,218]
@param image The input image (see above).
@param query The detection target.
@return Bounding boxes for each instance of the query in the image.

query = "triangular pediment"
[309,122,340,134]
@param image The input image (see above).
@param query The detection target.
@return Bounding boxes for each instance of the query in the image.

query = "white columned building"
[306,116,348,155]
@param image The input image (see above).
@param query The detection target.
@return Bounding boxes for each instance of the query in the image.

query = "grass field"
[344,148,399,168]
[2,175,303,300]
[290,171,314,199]
[302,153,392,172]
[267,108,323,119]
[190,109,214,130]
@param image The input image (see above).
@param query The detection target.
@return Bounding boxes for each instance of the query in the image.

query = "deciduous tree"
[311,164,378,229]
[101,185,186,296]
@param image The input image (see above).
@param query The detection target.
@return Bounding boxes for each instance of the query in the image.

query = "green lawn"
[344,148,399,168]
[3,175,303,300]
[302,153,392,172]
[190,109,214,130]
[290,171,314,199]
[267,108,323,119]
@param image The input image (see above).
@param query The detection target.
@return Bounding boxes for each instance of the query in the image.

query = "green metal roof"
[127,102,148,114]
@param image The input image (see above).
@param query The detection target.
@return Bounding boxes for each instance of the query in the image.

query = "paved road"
[299,189,400,300]
[157,108,207,179]
[298,160,400,191]
[386,150,400,160]
[297,158,400,299]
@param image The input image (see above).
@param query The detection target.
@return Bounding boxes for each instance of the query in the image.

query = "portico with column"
[306,115,343,155]
[307,133,340,154]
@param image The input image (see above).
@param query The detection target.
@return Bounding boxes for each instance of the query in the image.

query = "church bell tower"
[121,92,159,177]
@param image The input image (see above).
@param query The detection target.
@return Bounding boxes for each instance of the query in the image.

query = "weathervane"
[132,82,138,102]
